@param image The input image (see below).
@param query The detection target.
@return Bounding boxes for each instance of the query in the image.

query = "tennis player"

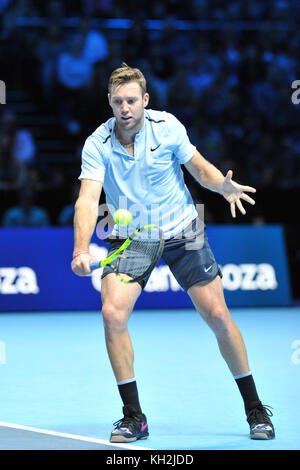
[71,63,275,442]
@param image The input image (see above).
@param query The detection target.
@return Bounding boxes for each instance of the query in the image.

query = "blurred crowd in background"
[0,0,299,291]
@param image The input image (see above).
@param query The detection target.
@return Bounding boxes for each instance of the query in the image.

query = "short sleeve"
[167,114,196,164]
[79,136,107,183]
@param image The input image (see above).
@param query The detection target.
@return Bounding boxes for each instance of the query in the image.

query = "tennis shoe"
[110,404,149,442]
[247,403,275,440]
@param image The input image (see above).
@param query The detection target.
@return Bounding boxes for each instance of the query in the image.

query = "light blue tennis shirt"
[79,109,198,238]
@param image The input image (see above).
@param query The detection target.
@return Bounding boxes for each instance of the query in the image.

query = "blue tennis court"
[0,307,299,450]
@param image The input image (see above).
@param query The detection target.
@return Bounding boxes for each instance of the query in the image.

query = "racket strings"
[119,240,161,277]
[117,228,163,279]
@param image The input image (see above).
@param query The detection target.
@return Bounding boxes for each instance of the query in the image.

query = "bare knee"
[202,306,233,337]
[101,303,130,335]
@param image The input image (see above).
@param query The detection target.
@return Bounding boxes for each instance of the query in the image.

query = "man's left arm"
[184,150,256,218]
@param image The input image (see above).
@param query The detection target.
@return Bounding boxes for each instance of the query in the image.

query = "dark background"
[0,0,299,299]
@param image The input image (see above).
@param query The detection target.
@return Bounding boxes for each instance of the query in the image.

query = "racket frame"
[90,224,165,283]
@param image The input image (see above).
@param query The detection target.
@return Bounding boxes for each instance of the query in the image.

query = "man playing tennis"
[71,63,275,442]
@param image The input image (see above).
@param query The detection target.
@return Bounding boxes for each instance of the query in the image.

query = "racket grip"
[90,261,100,271]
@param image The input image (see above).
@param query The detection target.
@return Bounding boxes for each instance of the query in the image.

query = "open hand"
[221,170,256,218]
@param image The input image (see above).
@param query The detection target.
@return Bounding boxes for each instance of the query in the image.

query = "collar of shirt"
[110,113,147,161]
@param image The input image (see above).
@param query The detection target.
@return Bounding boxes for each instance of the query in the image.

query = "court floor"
[0,307,299,450]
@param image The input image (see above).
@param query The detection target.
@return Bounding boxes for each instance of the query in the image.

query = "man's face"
[108,82,149,134]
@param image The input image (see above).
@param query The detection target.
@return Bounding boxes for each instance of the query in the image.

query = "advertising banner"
[0,225,292,311]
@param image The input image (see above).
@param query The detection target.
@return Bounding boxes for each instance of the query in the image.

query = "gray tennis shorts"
[101,218,222,291]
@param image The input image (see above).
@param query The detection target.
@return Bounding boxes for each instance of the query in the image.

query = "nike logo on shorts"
[204,264,213,273]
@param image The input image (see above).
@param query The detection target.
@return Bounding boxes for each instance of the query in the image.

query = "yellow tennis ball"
[114,209,133,226]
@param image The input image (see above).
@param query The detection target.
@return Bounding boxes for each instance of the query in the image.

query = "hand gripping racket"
[90,224,165,283]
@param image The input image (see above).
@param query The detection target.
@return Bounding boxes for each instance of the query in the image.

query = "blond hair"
[108,62,147,95]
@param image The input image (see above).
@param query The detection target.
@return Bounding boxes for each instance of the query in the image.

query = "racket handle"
[90,261,100,271]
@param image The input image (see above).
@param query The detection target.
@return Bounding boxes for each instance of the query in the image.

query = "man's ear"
[143,93,149,108]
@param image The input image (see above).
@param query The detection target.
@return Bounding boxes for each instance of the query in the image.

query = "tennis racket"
[90,224,164,283]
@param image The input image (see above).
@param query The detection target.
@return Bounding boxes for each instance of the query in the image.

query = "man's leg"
[188,275,275,439]
[188,275,250,376]
[101,273,149,442]
[101,273,141,382]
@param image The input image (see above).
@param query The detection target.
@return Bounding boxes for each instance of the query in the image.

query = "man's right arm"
[71,179,103,276]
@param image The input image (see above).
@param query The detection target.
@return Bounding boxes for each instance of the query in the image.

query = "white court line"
[0,422,154,450]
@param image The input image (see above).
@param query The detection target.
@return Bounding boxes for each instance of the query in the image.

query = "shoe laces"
[113,417,133,429]
[247,404,273,424]
[113,410,142,429]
